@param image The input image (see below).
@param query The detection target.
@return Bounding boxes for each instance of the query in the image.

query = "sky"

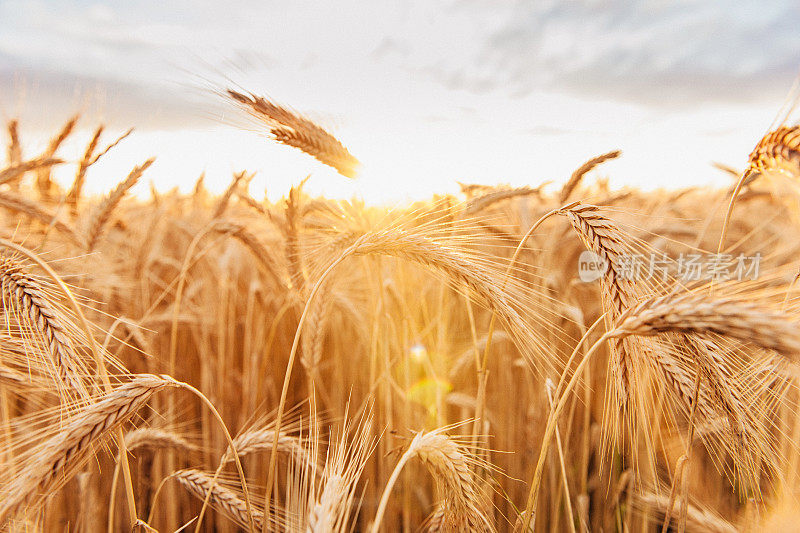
[1,0,799,204]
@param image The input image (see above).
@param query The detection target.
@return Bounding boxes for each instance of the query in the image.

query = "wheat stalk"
[67,125,104,216]
[300,283,330,388]
[748,125,800,177]
[35,115,77,200]
[6,120,21,167]
[221,427,308,465]
[559,204,636,397]
[0,253,91,397]
[0,157,62,187]
[124,428,199,454]
[372,428,493,532]
[66,127,135,215]
[236,189,268,216]
[0,190,81,244]
[85,158,154,251]
[210,220,285,288]
[464,184,548,214]
[303,411,375,533]
[0,375,176,524]
[608,291,797,485]
[339,226,548,370]
[227,89,359,178]
[174,469,265,530]
[609,291,800,357]
[212,170,251,219]
[90,128,134,166]
[559,150,621,203]
[634,491,737,533]
[284,181,308,294]
[557,204,728,428]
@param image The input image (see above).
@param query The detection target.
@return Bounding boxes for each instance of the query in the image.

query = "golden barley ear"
[226,89,360,178]
[124,428,199,454]
[210,220,286,288]
[560,150,621,203]
[633,490,737,533]
[212,170,252,219]
[747,125,800,178]
[67,125,105,217]
[174,469,269,531]
[610,291,800,359]
[559,203,637,399]
[608,290,800,485]
[84,158,155,251]
[304,409,377,531]
[464,183,549,214]
[6,119,22,167]
[0,189,83,245]
[284,179,309,294]
[0,375,177,524]
[35,115,78,201]
[372,427,494,532]
[0,252,91,398]
[0,157,62,188]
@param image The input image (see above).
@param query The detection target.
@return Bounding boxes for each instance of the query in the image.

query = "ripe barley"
[372,429,493,532]
[227,89,359,178]
[609,291,800,357]
[748,125,800,177]
[175,469,266,530]
[559,150,621,203]
[85,158,154,251]
[124,428,199,454]
[0,253,89,397]
[0,375,176,524]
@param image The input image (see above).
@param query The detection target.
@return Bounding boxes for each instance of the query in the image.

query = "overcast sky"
[1,0,799,203]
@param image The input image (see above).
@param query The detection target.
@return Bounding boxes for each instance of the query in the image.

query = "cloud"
[414,0,800,107]
[0,66,213,130]
[2,0,798,134]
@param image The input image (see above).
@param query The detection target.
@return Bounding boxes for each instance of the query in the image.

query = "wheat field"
[1,90,800,532]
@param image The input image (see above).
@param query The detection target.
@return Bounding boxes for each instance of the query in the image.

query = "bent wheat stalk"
[609,292,800,357]
[559,150,621,203]
[559,204,636,396]
[175,469,265,531]
[222,427,308,465]
[464,183,549,214]
[522,290,800,530]
[210,220,285,288]
[0,190,82,245]
[717,126,800,259]
[371,428,492,532]
[0,252,89,398]
[0,238,138,526]
[0,375,177,524]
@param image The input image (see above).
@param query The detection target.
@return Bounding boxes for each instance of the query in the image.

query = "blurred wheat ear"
[226,89,360,178]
